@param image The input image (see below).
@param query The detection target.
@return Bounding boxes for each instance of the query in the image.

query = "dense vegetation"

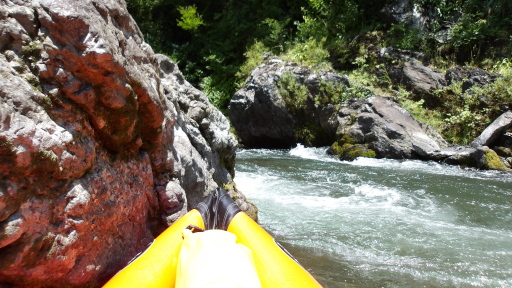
[127,0,512,144]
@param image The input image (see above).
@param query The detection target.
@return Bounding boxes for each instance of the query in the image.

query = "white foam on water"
[235,148,512,287]
[349,157,512,182]
[289,144,339,162]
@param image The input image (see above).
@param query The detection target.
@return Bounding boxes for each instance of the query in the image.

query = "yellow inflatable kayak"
[103,208,322,288]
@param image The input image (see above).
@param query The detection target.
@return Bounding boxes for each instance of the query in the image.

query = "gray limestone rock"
[229,59,447,159]
[337,97,447,159]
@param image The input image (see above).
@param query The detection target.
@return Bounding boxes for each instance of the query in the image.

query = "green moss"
[21,42,41,61]
[243,199,259,222]
[345,146,376,160]
[349,113,357,125]
[483,149,508,171]
[221,181,237,194]
[41,96,53,110]
[25,75,42,92]
[330,134,376,161]
[339,133,355,144]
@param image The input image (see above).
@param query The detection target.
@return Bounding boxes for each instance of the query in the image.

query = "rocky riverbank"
[229,56,511,171]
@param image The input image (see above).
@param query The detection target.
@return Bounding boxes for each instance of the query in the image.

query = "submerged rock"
[0,0,255,286]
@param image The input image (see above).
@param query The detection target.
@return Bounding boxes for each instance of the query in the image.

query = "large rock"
[425,146,509,171]
[230,59,447,159]
[332,97,447,159]
[155,55,256,215]
[0,0,254,286]
[229,59,346,148]
[379,46,430,66]
[387,59,446,106]
[471,111,512,148]
[423,111,512,171]
[445,66,500,89]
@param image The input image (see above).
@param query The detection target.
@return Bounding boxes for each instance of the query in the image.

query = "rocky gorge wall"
[0,0,255,286]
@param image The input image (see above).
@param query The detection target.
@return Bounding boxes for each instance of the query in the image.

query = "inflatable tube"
[103,210,204,288]
[103,210,322,288]
[227,212,322,287]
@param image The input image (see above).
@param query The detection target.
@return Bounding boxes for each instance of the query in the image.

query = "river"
[234,145,512,288]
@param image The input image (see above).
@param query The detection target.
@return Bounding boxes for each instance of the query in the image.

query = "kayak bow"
[103,209,322,288]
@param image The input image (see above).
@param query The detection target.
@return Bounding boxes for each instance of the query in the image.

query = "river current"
[234,145,512,288]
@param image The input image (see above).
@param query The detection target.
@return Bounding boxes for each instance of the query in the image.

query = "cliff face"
[0,0,255,286]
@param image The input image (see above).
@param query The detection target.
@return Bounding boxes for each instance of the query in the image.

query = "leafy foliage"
[236,41,269,82]
[277,72,308,113]
[401,59,512,145]
[176,5,204,31]
[387,23,426,51]
[126,0,512,141]
[282,38,331,70]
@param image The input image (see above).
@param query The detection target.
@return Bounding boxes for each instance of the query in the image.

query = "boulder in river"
[425,146,508,171]
[329,96,448,159]
[229,59,346,148]
[230,58,448,159]
[0,0,255,286]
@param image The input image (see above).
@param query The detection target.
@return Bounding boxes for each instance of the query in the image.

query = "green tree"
[176,5,204,31]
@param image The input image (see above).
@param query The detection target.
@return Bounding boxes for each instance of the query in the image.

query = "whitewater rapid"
[235,145,512,287]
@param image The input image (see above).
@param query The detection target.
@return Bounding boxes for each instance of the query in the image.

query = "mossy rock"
[328,140,376,161]
[482,149,508,171]
[452,147,510,171]
[243,199,259,223]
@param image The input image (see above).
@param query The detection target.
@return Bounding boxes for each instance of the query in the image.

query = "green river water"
[234,145,512,288]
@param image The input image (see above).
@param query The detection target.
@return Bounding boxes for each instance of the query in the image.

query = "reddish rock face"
[0,0,255,286]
